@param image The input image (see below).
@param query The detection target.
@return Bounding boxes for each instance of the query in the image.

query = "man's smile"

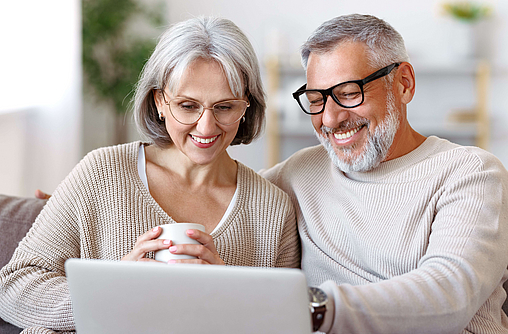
[332,125,365,140]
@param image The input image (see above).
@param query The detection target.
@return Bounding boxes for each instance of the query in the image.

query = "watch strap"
[311,304,326,332]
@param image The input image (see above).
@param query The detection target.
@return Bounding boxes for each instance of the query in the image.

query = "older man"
[261,14,508,334]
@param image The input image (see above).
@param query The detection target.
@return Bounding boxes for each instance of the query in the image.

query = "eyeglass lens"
[301,82,363,113]
[169,98,247,125]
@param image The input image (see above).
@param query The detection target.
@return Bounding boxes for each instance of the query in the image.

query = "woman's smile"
[190,134,220,147]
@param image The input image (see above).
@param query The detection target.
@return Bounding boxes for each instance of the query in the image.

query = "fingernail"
[163,239,171,245]
[152,226,159,232]
[169,246,177,252]
[167,260,176,264]
[187,229,194,235]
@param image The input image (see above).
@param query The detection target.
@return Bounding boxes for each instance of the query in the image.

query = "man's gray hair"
[133,16,265,147]
[301,14,410,72]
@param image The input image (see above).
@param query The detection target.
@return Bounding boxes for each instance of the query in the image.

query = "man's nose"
[321,95,350,128]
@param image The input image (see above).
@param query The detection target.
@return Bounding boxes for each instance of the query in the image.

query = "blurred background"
[1,0,507,197]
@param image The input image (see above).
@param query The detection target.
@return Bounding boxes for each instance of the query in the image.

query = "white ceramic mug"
[154,223,205,262]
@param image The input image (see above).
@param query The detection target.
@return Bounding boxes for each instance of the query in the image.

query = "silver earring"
[159,112,165,121]
[241,116,246,123]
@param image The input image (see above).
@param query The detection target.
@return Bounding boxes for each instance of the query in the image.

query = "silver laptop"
[65,259,312,334]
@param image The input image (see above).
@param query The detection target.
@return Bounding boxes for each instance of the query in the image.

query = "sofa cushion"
[0,194,46,334]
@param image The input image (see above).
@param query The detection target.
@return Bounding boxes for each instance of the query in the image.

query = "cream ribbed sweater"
[0,142,300,334]
[261,136,508,334]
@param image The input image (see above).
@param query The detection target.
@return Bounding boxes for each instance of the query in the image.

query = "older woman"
[0,17,300,333]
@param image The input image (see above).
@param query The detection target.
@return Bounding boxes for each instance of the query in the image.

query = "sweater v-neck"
[131,141,240,236]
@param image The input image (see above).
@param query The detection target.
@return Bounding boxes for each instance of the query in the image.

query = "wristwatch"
[308,287,328,332]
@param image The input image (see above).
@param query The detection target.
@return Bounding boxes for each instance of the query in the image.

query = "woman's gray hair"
[133,16,265,147]
[301,14,410,84]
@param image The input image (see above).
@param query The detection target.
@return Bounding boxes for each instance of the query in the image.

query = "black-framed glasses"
[292,62,401,115]
[159,90,249,125]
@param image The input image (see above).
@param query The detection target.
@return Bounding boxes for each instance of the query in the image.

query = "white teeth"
[191,134,218,144]
[333,126,361,140]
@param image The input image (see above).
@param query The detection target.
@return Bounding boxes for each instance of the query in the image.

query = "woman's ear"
[395,62,416,104]
[153,89,165,109]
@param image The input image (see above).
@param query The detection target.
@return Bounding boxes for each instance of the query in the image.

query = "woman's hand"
[167,229,225,265]
[121,226,224,265]
[121,226,172,262]
[35,189,52,200]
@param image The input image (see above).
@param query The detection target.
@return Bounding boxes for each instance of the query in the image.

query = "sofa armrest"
[0,195,46,270]
[0,195,47,333]
[504,280,508,316]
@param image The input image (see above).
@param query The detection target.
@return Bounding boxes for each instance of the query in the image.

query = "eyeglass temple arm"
[292,84,308,99]
[361,62,401,84]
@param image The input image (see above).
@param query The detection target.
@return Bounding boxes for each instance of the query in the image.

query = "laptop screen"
[65,259,312,334]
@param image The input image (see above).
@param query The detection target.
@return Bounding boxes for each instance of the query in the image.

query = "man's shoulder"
[406,136,508,184]
[260,143,324,171]
[259,144,328,187]
[427,136,505,171]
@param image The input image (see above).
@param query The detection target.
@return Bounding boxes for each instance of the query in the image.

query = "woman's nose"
[195,108,217,134]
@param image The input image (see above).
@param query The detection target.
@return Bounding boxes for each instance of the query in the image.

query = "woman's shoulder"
[83,141,142,163]
[57,141,143,192]
[75,141,142,173]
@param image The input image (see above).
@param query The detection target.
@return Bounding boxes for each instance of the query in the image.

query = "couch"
[0,194,507,333]
[0,195,47,334]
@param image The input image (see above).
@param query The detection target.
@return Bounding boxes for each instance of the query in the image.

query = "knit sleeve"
[321,151,508,334]
[259,160,301,269]
[20,326,73,334]
[0,157,90,331]
[274,201,301,269]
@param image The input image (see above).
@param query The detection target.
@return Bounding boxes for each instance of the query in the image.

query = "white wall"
[1,0,506,198]
[0,0,82,197]
[167,0,508,171]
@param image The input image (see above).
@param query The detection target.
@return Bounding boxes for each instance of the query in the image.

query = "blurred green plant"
[82,0,164,142]
[442,1,493,22]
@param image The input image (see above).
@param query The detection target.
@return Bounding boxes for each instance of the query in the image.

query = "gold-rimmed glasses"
[160,90,249,125]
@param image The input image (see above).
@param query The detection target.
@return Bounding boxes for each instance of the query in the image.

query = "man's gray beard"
[316,91,400,173]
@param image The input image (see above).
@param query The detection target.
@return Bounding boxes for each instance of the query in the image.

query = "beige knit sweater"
[261,136,508,334]
[0,142,300,333]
